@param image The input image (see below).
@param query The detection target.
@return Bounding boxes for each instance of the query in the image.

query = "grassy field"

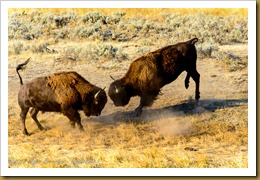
[7,8,248,169]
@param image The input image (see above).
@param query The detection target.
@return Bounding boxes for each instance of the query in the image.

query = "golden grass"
[8,8,247,18]
[8,103,248,168]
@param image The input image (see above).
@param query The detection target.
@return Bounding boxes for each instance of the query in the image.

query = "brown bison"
[17,58,107,135]
[108,38,200,116]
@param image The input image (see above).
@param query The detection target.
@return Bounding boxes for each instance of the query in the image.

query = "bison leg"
[135,97,146,117]
[135,94,155,117]
[20,107,30,135]
[30,108,45,131]
[135,105,143,117]
[190,70,200,100]
[63,109,84,131]
[185,73,191,89]
[70,120,76,128]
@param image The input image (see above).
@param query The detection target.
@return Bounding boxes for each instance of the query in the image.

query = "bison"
[108,38,200,116]
[16,58,107,135]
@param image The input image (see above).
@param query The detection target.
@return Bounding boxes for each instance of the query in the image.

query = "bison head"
[84,89,107,117]
[108,80,131,107]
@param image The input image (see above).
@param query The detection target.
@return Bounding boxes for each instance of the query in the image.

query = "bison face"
[108,80,130,107]
[83,89,107,117]
[92,89,107,116]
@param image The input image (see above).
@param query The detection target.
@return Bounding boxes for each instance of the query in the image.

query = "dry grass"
[8,103,248,168]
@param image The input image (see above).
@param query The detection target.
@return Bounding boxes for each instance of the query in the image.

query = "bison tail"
[16,57,30,85]
[189,38,198,45]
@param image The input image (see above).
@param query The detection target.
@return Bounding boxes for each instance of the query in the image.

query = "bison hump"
[124,55,161,93]
[47,71,87,89]
[47,71,86,110]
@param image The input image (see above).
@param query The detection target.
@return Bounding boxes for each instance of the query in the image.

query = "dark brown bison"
[16,58,107,135]
[108,38,200,116]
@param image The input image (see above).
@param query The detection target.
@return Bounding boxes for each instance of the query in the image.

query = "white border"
[1,0,256,176]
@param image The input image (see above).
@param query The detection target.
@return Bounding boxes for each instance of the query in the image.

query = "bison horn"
[110,75,116,81]
[94,90,101,99]
[115,86,119,93]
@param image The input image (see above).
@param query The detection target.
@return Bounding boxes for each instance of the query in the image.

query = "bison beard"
[108,38,200,116]
[16,59,107,135]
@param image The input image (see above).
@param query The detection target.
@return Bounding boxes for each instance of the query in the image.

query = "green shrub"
[9,41,25,55]
[197,42,219,58]
[94,43,118,58]
[82,12,104,23]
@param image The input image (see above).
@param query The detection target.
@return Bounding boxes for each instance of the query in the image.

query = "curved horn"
[94,90,101,99]
[110,75,116,81]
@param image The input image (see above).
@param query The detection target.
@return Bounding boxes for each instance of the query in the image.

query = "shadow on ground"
[89,98,248,124]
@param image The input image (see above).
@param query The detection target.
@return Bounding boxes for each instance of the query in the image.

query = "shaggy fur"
[47,71,99,111]
[16,61,107,135]
[109,38,200,116]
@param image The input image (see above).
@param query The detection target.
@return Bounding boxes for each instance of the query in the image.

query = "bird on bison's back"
[16,58,107,135]
[108,38,200,116]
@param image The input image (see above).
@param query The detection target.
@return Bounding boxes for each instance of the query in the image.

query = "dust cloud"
[143,109,193,136]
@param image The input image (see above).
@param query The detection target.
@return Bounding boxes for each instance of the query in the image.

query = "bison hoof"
[39,126,45,131]
[70,123,76,128]
[134,107,142,117]
[195,93,200,100]
[23,130,30,136]
[79,126,85,132]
